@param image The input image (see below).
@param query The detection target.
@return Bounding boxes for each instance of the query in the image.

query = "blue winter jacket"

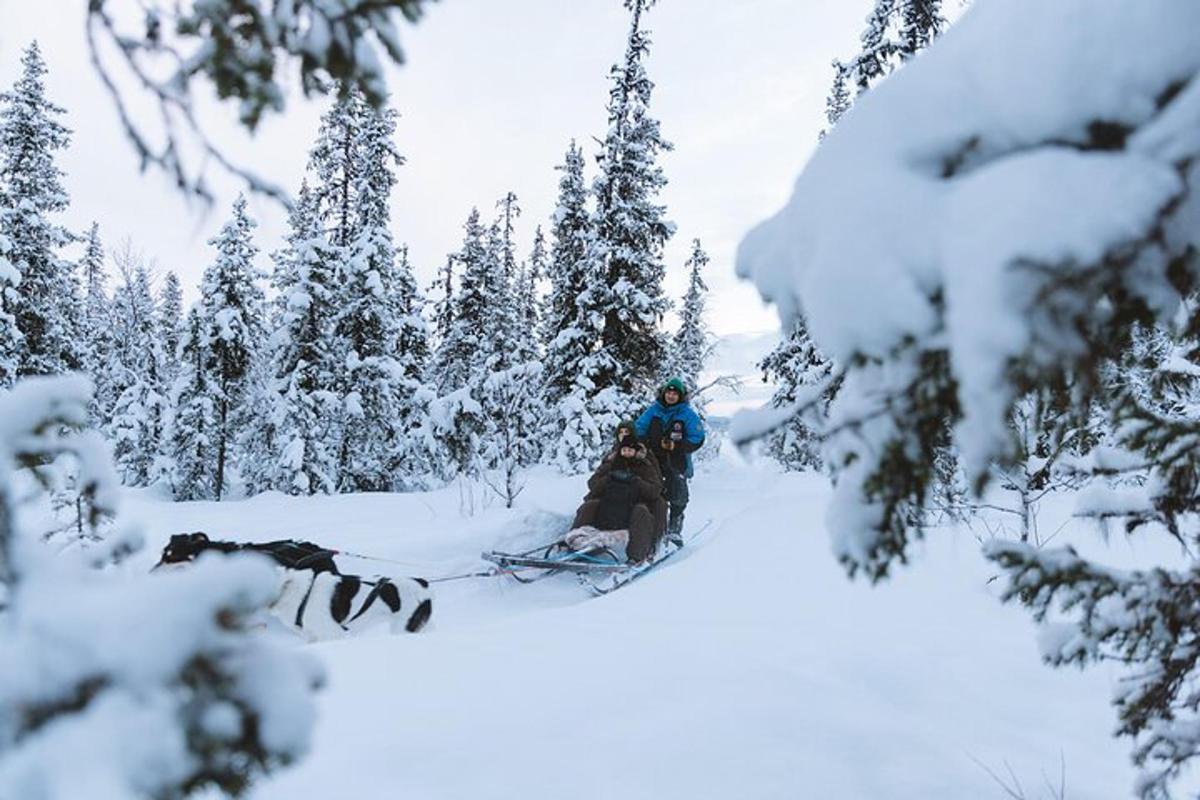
[635,399,705,478]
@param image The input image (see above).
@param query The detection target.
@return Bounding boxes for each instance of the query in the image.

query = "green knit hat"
[660,377,687,401]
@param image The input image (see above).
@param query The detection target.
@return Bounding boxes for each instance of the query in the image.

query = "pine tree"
[0,42,78,378]
[431,254,456,347]
[76,223,116,420]
[432,208,490,394]
[899,0,945,57]
[243,182,341,495]
[197,194,265,500]
[108,262,169,486]
[497,191,521,286]
[394,244,430,381]
[541,142,594,378]
[522,225,547,339]
[158,270,184,361]
[478,362,544,508]
[825,0,946,125]
[824,62,852,131]
[541,142,605,472]
[309,92,363,249]
[473,198,545,496]
[583,0,674,414]
[164,307,215,499]
[493,191,529,361]
[758,316,836,472]
[0,233,19,388]
[275,222,340,495]
[482,213,520,371]
[668,239,712,395]
[332,95,422,491]
[421,387,486,484]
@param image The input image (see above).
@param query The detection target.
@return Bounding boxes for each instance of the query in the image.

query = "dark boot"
[666,509,684,546]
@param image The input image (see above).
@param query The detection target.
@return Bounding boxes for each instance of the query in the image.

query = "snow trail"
[126,463,1157,798]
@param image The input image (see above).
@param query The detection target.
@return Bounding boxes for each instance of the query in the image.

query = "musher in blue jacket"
[636,377,705,542]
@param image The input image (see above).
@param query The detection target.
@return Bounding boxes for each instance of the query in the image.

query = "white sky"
[0,0,871,337]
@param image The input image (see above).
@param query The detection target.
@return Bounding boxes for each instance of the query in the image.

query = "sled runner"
[480,518,713,594]
[481,540,629,581]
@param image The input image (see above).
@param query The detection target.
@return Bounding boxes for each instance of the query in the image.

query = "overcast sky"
[0,0,871,337]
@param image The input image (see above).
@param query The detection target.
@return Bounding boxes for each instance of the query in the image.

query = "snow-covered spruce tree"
[431,208,490,396]
[244,181,341,496]
[540,141,607,472]
[1105,320,1200,427]
[234,347,280,497]
[430,254,456,350]
[825,0,946,128]
[493,192,538,364]
[197,195,265,500]
[332,93,425,491]
[420,387,486,486]
[391,243,436,487]
[479,209,544,500]
[485,197,524,365]
[0,233,20,389]
[668,239,713,396]
[309,90,361,249]
[429,198,541,493]
[163,307,214,500]
[0,375,321,799]
[496,191,520,282]
[736,4,1200,795]
[478,362,544,508]
[541,141,595,382]
[107,261,169,487]
[158,270,184,362]
[76,223,117,422]
[757,316,836,473]
[582,0,674,419]
[394,244,430,381]
[0,42,79,379]
[520,225,547,341]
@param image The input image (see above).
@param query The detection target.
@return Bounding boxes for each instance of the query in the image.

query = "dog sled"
[481,519,711,596]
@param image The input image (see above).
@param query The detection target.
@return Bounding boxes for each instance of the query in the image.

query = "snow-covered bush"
[421,386,486,483]
[737,2,1200,795]
[478,361,544,508]
[0,375,321,799]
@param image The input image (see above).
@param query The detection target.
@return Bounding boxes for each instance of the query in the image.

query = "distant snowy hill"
[701,330,780,418]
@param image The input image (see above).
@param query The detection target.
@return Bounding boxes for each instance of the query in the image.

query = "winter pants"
[665,472,689,522]
[571,501,658,563]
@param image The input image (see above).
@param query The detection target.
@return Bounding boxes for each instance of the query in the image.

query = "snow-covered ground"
[124,454,1153,799]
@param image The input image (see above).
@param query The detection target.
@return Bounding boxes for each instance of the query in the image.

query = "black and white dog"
[156,532,433,639]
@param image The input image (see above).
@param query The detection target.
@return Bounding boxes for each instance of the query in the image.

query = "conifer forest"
[4,2,1200,799]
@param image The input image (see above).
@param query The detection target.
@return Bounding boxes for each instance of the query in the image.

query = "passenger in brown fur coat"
[569,434,664,563]
[605,420,668,537]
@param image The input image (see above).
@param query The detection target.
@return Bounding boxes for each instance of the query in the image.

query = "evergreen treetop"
[584,0,674,403]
